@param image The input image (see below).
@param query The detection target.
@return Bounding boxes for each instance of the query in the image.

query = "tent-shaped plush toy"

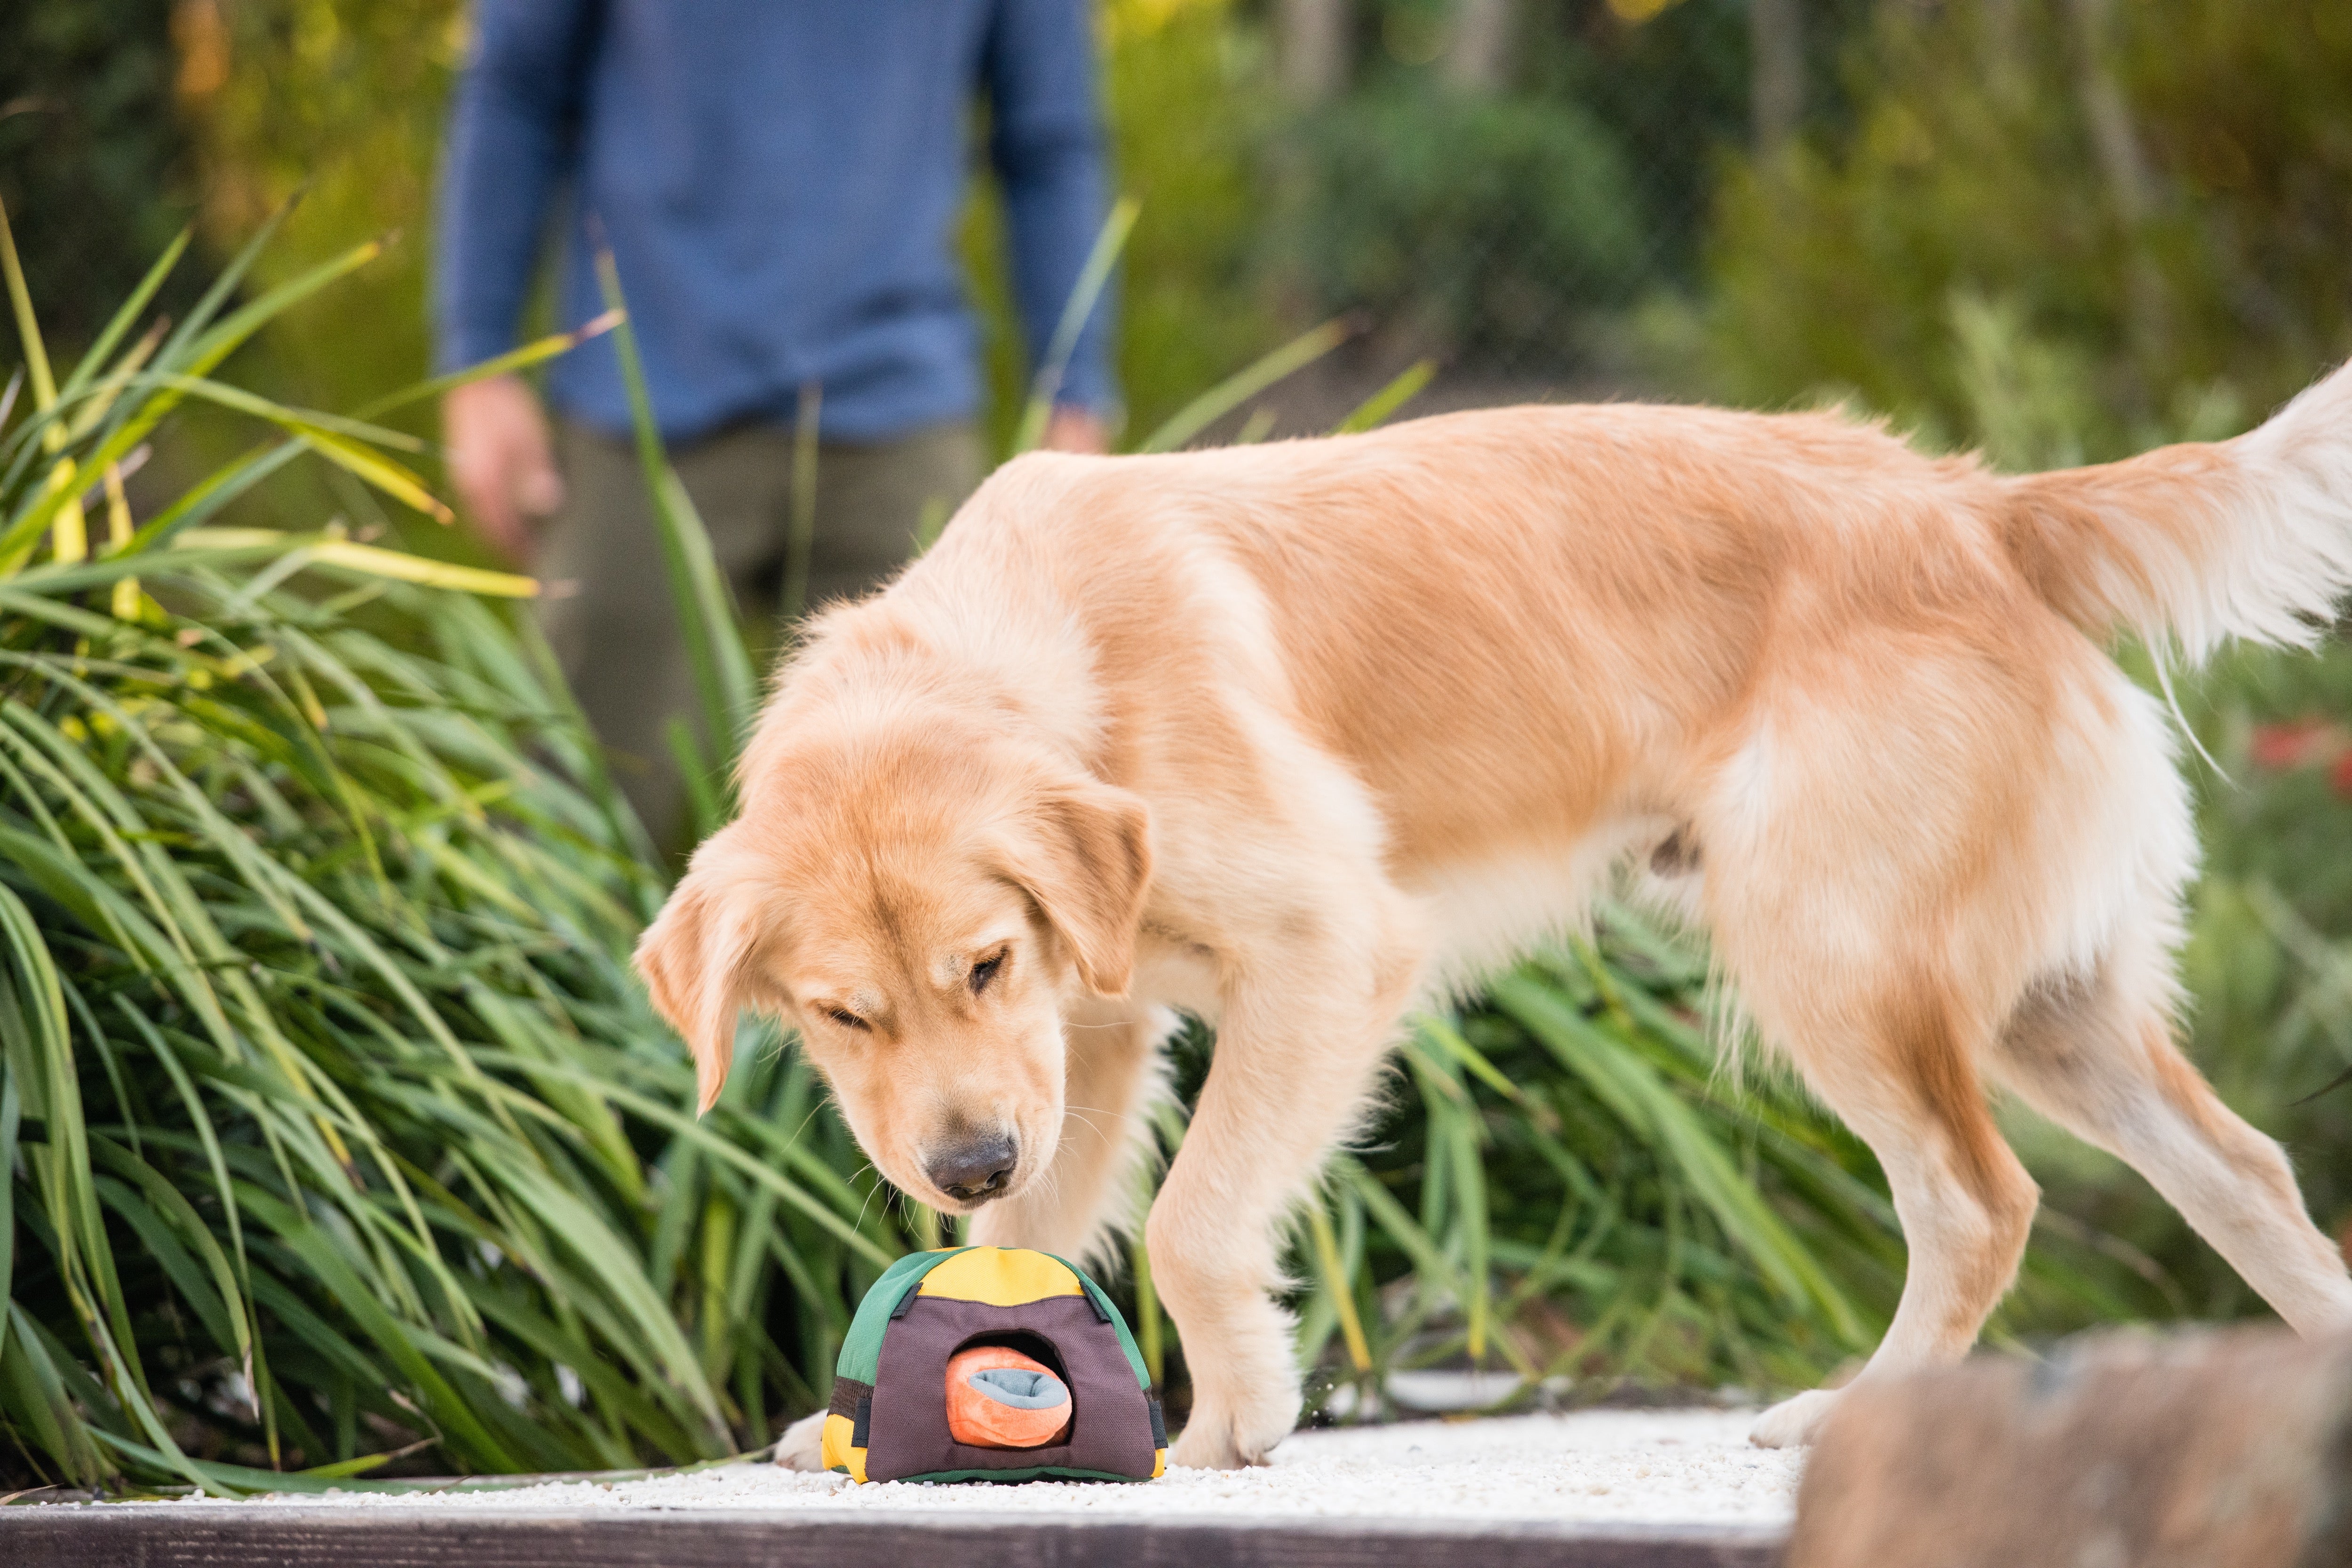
[821,1246,1168,1483]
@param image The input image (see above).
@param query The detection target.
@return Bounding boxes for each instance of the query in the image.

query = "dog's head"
[633,724,1151,1213]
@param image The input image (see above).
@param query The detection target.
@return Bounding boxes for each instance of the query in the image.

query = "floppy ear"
[634,850,761,1115]
[1002,779,1153,997]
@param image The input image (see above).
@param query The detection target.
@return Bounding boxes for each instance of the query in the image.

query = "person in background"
[434,1,1119,847]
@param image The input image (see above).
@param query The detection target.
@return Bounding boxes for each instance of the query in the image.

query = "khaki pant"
[540,418,984,848]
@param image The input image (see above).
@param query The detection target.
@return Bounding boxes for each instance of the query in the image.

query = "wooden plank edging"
[0,1505,1785,1568]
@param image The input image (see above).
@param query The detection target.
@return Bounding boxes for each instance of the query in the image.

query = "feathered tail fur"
[2002,358,2352,661]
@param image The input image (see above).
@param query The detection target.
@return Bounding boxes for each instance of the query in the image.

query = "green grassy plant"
[1701,0,2352,450]
[1270,88,1648,369]
[0,211,929,1495]
[2,192,2149,1498]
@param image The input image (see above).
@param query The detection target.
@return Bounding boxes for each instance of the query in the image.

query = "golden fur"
[638,367,2352,1468]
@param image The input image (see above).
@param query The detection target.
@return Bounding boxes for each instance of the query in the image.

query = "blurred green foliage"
[170,0,463,430]
[1272,90,1645,364]
[0,0,200,349]
[11,0,2352,1464]
[969,0,1282,453]
[1703,0,2352,455]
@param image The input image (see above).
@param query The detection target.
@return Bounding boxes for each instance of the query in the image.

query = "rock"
[1787,1326,2352,1568]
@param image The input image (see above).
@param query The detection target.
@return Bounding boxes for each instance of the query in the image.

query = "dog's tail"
[2002,358,2352,661]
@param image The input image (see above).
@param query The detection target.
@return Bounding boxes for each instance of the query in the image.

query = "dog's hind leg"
[968,999,1178,1273]
[1700,660,2052,1448]
[1992,953,2352,1336]
[1742,972,2042,1449]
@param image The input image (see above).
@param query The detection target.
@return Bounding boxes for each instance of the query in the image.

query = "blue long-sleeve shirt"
[434,0,1117,443]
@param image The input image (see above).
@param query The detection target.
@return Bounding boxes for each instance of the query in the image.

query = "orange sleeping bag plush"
[944,1345,1073,1449]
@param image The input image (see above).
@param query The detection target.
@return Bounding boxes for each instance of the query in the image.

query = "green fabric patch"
[835,1249,968,1385]
[894,1465,1152,1485]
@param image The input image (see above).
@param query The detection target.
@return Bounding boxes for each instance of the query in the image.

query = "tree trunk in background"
[2063,0,2169,370]
[1279,0,1350,101]
[2064,0,2153,226]
[1979,0,2026,94]
[1444,0,1517,93]
[1750,0,1803,155]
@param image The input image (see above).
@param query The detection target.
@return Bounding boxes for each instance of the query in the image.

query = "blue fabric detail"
[435,0,1119,443]
[968,1368,1069,1409]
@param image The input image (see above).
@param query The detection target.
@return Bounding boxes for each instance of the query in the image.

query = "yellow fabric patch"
[821,1411,866,1482]
[916,1245,1081,1307]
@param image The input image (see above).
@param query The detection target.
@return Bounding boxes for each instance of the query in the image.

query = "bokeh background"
[7,0,2352,1490]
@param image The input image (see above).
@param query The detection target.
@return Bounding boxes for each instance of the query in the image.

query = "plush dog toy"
[820,1246,1167,1483]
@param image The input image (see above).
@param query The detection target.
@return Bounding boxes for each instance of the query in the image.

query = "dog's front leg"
[1147,924,1419,1470]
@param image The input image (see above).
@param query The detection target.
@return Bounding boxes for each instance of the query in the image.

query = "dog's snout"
[926,1133,1018,1203]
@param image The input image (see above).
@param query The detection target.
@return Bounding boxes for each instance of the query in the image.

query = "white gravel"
[139,1409,1800,1527]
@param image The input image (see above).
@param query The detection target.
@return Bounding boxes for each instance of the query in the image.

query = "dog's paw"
[772,1408,829,1471]
[1169,1378,1302,1470]
[1168,1413,1270,1471]
[1748,1387,1841,1449]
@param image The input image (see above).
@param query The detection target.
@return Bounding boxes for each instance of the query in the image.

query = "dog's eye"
[825,1008,869,1032]
[969,951,1006,995]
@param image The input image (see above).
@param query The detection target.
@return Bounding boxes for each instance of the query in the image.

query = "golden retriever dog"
[636,364,2352,1470]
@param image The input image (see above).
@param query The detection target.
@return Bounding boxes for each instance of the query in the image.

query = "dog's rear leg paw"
[1748,1387,1841,1449]
[772,1408,828,1471]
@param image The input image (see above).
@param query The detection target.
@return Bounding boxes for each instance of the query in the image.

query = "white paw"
[1749,1386,1841,1449]
[772,1408,828,1471]
[1169,1377,1302,1470]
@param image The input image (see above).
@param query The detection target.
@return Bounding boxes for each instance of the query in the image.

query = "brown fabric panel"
[866,1296,1156,1481]
[828,1376,873,1421]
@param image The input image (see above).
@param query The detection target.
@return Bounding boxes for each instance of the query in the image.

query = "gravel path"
[143,1409,1800,1527]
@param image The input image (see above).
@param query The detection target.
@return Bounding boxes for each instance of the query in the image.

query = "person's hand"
[1041,406,1112,454]
[444,375,564,565]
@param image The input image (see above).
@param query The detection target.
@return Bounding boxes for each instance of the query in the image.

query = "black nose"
[925,1134,1017,1203]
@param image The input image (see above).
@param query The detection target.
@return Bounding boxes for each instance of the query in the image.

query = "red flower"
[2329,750,2352,800]
[2252,720,2335,771]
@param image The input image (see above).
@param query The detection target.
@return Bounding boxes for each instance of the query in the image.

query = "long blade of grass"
[0,238,384,568]
[350,310,623,422]
[1013,196,1140,454]
[58,227,191,406]
[0,195,57,413]
[151,193,299,377]
[294,430,452,522]
[1492,971,1865,1344]
[1136,317,1355,454]
[115,440,305,558]
[1306,1199,1372,1373]
[0,195,92,569]
[781,381,820,624]
[135,372,429,452]
[591,241,757,777]
[1332,359,1436,435]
